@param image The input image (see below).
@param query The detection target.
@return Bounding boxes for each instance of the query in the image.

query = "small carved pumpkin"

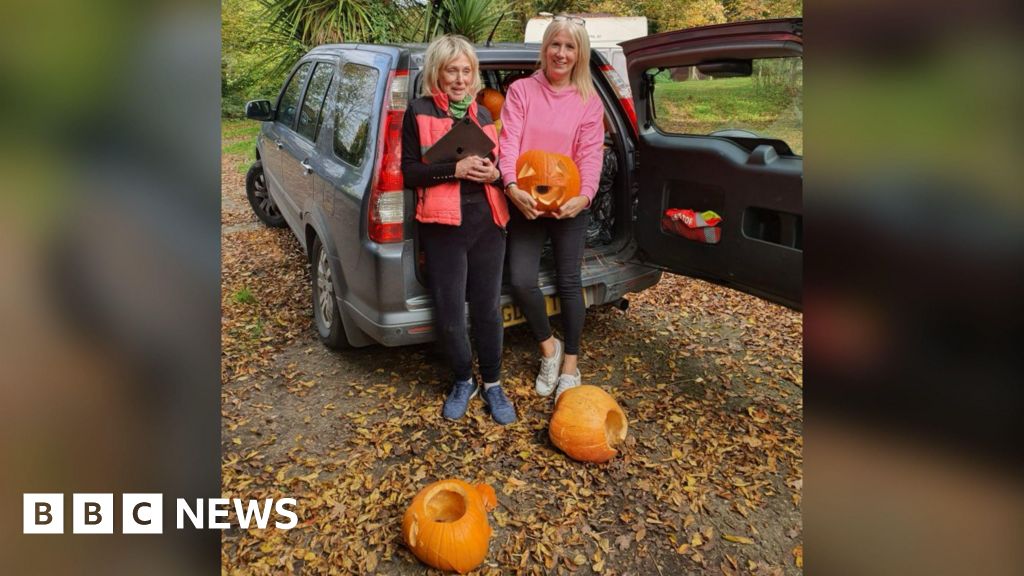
[402,479,497,574]
[515,150,581,211]
[549,385,628,463]
[476,88,505,122]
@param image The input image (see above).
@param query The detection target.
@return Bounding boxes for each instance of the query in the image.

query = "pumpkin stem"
[475,483,497,512]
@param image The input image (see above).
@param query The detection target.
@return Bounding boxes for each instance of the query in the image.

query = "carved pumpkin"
[476,88,505,122]
[402,479,497,574]
[515,150,581,212]
[549,385,628,463]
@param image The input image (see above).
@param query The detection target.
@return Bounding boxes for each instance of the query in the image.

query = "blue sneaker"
[442,379,478,420]
[481,384,517,425]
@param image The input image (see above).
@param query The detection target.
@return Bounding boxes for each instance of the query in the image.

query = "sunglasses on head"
[553,15,586,26]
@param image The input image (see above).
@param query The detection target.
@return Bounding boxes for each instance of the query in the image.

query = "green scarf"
[448,94,471,119]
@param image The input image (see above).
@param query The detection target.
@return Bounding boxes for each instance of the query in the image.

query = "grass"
[223,118,260,141]
[233,287,256,304]
[223,138,255,156]
[653,75,803,155]
[248,317,264,339]
[223,118,261,174]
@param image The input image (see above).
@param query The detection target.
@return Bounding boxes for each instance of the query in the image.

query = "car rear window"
[296,62,334,142]
[333,63,379,167]
[277,61,312,129]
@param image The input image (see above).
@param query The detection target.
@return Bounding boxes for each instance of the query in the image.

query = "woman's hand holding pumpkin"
[506,184,540,220]
[554,195,588,219]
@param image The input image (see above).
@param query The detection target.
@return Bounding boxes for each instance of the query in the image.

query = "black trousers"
[419,194,507,383]
[507,208,590,355]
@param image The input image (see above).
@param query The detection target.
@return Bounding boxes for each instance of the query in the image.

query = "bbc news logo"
[23,494,298,534]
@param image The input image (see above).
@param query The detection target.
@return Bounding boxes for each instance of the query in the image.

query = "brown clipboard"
[422,116,496,164]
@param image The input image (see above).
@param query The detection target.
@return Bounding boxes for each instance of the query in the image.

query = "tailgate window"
[648,57,803,156]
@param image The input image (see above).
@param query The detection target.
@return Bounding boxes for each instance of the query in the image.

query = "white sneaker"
[553,370,582,402]
[534,338,564,397]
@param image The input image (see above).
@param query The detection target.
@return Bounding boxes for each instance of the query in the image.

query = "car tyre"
[246,160,286,228]
[311,236,351,350]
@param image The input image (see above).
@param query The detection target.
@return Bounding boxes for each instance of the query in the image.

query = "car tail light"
[599,64,638,136]
[369,69,409,244]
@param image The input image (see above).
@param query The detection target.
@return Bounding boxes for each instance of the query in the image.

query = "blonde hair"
[420,34,482,99]
[539,19,595,101]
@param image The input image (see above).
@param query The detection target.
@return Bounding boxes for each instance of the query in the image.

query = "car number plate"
[502,295,561,327]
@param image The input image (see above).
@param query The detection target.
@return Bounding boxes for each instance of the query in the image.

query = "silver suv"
[244,19,803,348]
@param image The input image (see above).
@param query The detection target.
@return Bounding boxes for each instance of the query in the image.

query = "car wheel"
[311,236,351,350]
[246,161,286,228]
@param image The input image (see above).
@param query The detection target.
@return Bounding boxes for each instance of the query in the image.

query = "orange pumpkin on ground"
[476,88,505,122]
[402,479,497,574]
[549,385,628,463]
[515,150,581,212]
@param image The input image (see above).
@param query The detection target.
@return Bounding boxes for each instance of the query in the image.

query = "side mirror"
[245,100,274,121]
[696,60,752,78]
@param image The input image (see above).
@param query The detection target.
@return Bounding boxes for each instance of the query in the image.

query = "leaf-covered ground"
[221,121,802,575]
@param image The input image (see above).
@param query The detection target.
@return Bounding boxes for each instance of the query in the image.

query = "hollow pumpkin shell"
[549,385,628,463]
[515,150,581,212]
[402,479,496,574]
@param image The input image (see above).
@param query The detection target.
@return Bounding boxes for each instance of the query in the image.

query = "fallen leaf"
[723,534,754,545]
[365,551,378,572]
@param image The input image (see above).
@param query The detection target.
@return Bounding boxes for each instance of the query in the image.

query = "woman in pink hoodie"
[499,18,605,401]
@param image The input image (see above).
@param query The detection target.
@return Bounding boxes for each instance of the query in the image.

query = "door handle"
[275,139,283,149]
[300,160,313,175]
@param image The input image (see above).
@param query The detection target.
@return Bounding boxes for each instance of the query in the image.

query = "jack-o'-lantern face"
[515,150,581,211]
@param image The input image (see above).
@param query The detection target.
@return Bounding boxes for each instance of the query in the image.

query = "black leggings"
[508,208,589,355]
[419,194,507,383]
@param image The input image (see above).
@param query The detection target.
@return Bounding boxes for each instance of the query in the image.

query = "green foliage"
[233,287,257,304]
[651,59,803,154]
[261,0,390,46]
[580,0,798,34]
[223,139,255,156]
[222,0,804,117]
[223,118,263,141]
[222,0,290,117]
[222,119,261,175]
[415,0,510,42]
[248,317,265,338]
[259,0,400,77]
[722,0,802,22]
[502,0,583,31]
[752,56,802,99]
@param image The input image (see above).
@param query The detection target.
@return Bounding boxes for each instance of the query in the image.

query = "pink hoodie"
[498,71,605,206]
